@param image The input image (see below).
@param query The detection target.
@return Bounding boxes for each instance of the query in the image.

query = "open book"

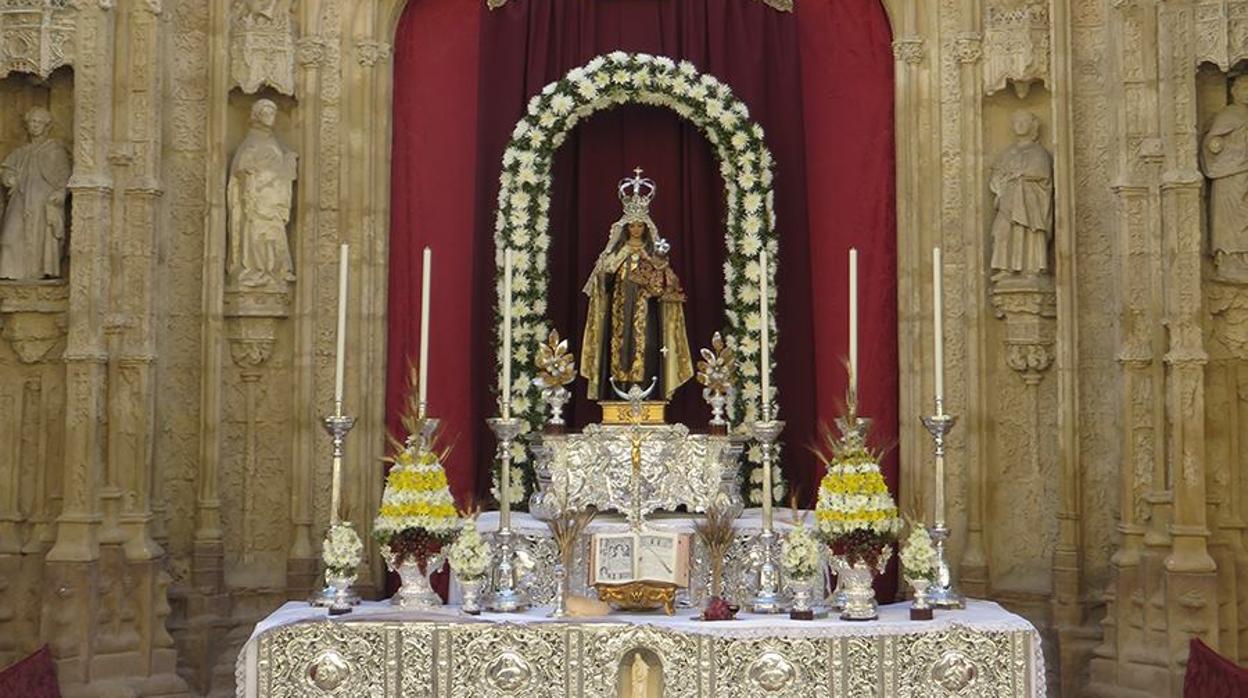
[589,530,690,587]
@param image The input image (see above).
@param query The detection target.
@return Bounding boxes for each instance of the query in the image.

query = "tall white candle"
[933,247,945,414]
[333,243,349,407]
[418,247,432,414]
[759,248,770,420]
[502,249,513,420]
[849,248,858,399]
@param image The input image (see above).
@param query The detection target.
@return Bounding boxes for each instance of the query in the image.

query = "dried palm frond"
[693,501,736,561]
[383,360,455,462]
[545,507,598,566]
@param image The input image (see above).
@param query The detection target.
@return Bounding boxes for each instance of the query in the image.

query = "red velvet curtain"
[389,0,897,591]
[473,0,819,496]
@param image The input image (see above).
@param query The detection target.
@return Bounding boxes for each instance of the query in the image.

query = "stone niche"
[220,87,299,590]
[1196,62,1248,625]
[980,86,1060,599]
[0,67,74,280]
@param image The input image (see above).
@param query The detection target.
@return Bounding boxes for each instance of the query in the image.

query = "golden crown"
[618,167,656,220]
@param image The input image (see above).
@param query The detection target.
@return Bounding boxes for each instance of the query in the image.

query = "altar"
[236,600,1045,697]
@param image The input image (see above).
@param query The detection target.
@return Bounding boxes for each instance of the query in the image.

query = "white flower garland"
[492,51,781,504]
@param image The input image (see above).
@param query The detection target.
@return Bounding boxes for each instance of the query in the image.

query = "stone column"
[1158,3,1219,694]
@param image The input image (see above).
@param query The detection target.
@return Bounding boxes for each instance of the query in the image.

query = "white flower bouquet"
[781,522,821,581]
[322,522,363,578]
[899,522,937,583]
[447,524,493,581]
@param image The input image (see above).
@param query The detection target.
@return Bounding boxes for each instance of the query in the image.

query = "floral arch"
[492,52,781,477]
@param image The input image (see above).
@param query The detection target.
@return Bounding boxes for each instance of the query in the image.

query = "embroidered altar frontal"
[238,600,1044,697]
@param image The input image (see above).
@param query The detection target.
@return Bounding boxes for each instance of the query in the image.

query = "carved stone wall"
[0,0,1243,696]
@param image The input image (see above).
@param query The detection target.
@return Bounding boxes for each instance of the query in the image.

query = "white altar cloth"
[237,599,1045,696]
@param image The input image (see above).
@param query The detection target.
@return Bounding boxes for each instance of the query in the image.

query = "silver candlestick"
[311,404,359,608]
[487,416,528,612]
[749,417,785,613]
[921,404,964,609]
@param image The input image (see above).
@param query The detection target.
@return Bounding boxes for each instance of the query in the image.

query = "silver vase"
[789,577,814,614]
[459,576,485,615]
[325,571,357,616]
[911,578,933,616]
[839,562,878,621]
[548,562,569,618]
[828,558,849,611]
[389,552,444,610]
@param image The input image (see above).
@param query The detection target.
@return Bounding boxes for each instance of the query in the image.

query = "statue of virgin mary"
[580,170,694,401]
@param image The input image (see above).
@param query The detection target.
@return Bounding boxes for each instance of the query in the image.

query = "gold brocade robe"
[580,249,694,401]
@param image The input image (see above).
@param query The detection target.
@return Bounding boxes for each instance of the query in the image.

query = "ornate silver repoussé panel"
[251,619,1041,697]
[528,424,745,527]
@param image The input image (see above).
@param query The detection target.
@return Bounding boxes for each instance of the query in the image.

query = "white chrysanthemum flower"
[705,100,724,118]
[690,84,709,101]
[739,170,757,191]
[718,111,738,129]
[512,120,530,139]
[608,50,628,63]
[745,259,761,282]
[539,112,557,129]
[730,132,749,151]
[739,282,760,303]
[551,93,574,115]
[655,56,676,71]
[742,232,762,257]
[743,192,763,212]
[743,215,763,237]
[576,79,598,101]
[586,55,606,71]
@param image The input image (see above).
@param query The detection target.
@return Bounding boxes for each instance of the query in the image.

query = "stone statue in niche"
[227,98,297,291]
[0,107,71,281]
[1201,74,1248,284]
[989,110,1053,283]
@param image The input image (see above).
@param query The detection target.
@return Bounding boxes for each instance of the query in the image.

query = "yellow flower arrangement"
[374,366,461,546]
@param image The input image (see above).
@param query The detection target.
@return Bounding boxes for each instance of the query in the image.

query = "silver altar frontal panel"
[237,600,1045,697]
